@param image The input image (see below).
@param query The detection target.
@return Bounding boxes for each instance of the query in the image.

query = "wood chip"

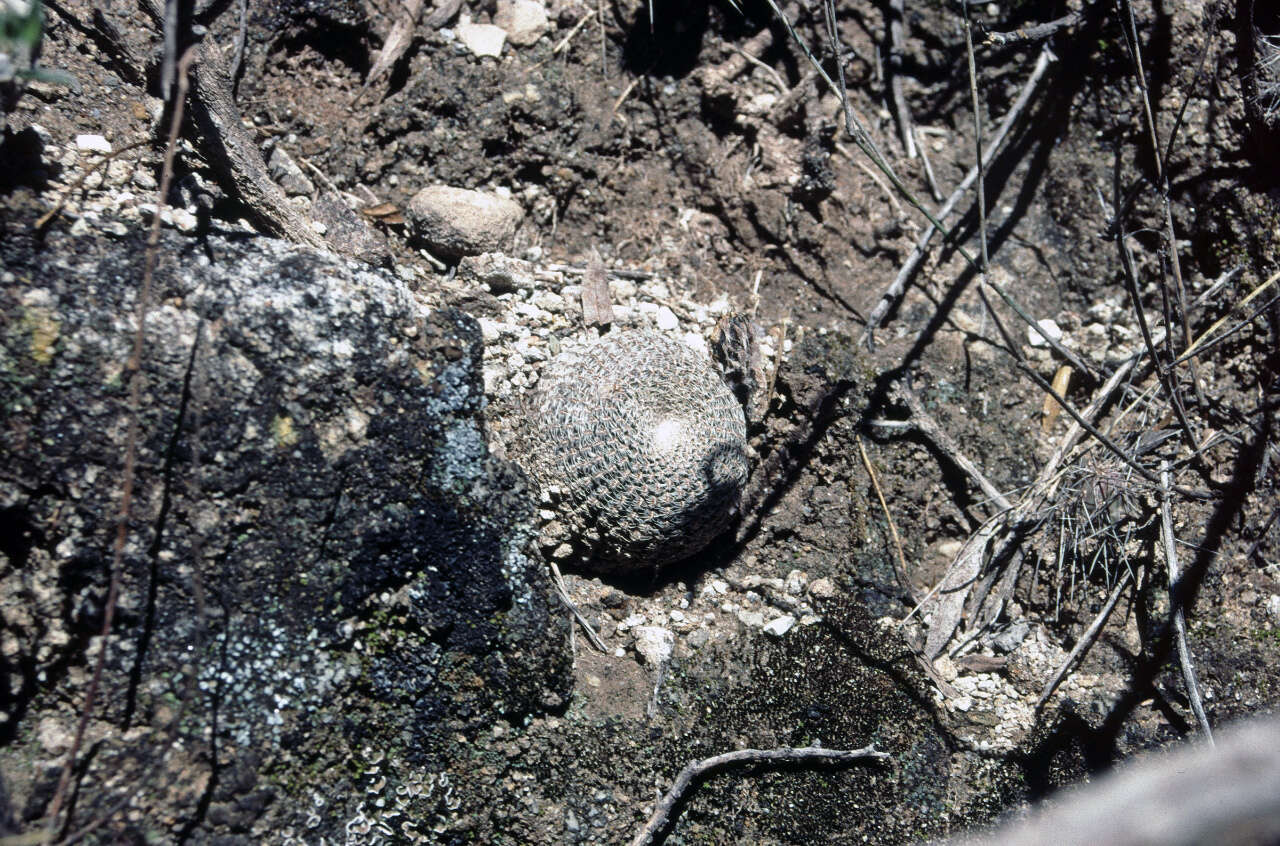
[581,249,614,327]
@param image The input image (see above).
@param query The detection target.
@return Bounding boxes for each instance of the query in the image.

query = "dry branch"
[1035,566,1133,710]
[140,2,325,248]
[861,46,1054,347]
[629,745,889,846]
[1160,462,1213,744]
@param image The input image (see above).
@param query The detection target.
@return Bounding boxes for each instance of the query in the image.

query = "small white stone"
[762,615,796,637]
[171,207,198,233]
[456,16,507,58]
[618,613,646,631]
[655,306,679,331]
[737,609,765,628]
[477,317,502,342]
[1027,319,1063,348]
[632,626,674,667]
[75,134,112,153]
[530,290,564,313]
[807,577,836,598]
[494,0,548,46]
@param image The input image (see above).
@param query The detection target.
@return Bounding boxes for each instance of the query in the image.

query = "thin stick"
[983,9,1084,47]
[961,1,990,275]
[549,561,607,652]
[43,45,198,844]
[897,381,1012,510]
[1160,462,1214,745]
[728,42,788,93]
[914,126,945,202]
[1176,268,1280,365]
[861,46,1054,347]
[551,10,592,55]
[1115,229,1201,454]
[1036,566,1133,710]
[857,436,915,602]
[836,143,904,216]
[628,745,889,846]
[886,0,917,158]
[1116,0,1207,408]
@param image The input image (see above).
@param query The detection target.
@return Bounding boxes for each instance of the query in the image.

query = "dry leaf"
[920,520,999,660]
[360,203,405,225]
[1041,365,1072,433]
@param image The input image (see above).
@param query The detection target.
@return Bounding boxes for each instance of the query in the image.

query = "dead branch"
[1035,566,1133,711]
[1160,462,1213,744]
[896,380,1012,511]
[982,10,1084,48]
[140,1,325,248]
[861,46,1054,347]
[885,0,917,158]
[628,745,890,846]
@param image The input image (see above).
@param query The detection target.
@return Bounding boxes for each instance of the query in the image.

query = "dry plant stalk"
[629,745,889,846]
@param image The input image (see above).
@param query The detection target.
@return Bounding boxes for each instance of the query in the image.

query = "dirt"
[3,0,1280,842]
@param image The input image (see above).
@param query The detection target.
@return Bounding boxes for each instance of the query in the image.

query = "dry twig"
[857,436,914,602]
[982,10,1085,47]
[42,44,198,846]
[1035,567,1133,710]
[629,745,889,846]
[884,0,917,158]
[861,46,1054,347]
[1159,462,1213,744]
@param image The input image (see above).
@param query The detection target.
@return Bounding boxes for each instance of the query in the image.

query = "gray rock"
[407,184,524,258]
[266,144,315,196]
[990,621,1031,653]
[0,226,569,838]
[311,191,392,267]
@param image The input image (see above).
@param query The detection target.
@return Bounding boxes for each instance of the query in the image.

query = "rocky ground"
[2,0,1279,843]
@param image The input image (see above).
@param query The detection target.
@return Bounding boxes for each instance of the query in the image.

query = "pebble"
[632,626,674,667]
[530,290,564,313]
[267,145,316,196]
[655,306,678,331]
[762,615,796,637]
[618,613,646,631]
[75,134,112,153]
[991,621,1030,653]
[807,578,836,598]
[456,16,507,58]
[171,207,198,233]
[737,609,765,628]
[406,185,524,258]
[494,0,548,46]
